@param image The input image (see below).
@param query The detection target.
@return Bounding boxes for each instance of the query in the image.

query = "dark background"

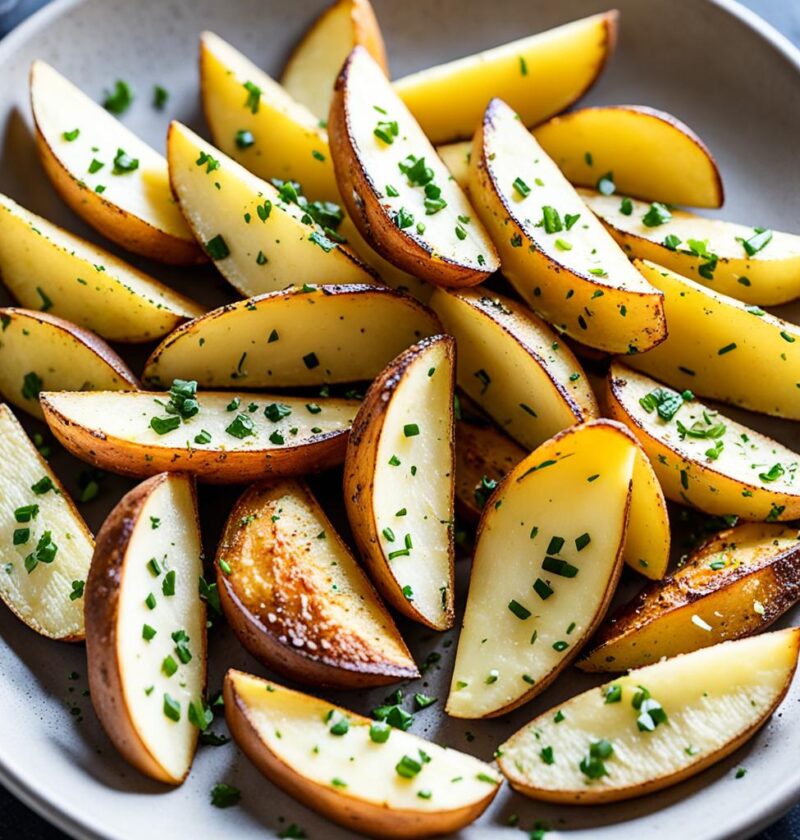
[1,0,799,837]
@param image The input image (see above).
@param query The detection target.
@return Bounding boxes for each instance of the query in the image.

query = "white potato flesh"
[0,308,137,419]
[0,405,92,639]
[627,260,800,419]
[200,31,338,203]
[30,61,192,244]
[447,422,635,718]
[609,364,800,520]
[430,288,597,449]
[142,285,440,388]
[0,194,202,341]
[373,341,453,627]
[116,475,205,782]
[229,671,500,808]
[584,190,800,304]
[340,47,499,275]
[168,123,375,297]
[499,629,800,801]
[41,390,357,451]
[471,99,664,353]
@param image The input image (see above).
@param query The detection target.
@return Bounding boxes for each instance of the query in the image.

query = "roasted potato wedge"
[0,308,139,419]
[624,444,671,580]
[447,420,635,719]
[216,480,418,687]
[142,284,440,389]
[30,61,202,265]
[393,12,617,144]
[41,389,358,483]
[430,287,598,449]
[626,260,800,417]
[86,473,206,784]
[0,193,203,342]
[0,404,93,640]
[581,522,800,672]
[329,47,499,288]
[281,0,388,120]
[345,336,455,630]
[225,670,501,838]
[608,362,800,521]
[469,98,666,353]
[585,192,800,305]
[439,105,723,208]
[499,628,800,804]
[167,121,376,296]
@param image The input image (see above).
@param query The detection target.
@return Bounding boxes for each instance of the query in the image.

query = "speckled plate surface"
[1,0,800,837]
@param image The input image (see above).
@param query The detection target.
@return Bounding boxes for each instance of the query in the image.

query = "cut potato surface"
[0,404,93,640]
[499,629,800,803]
[581,522,800,672]
[0,308,139,419]
[200,31,340,202]
[41,389,358,483]
[167,121,376,297]
[430,287,598,450]
[225,670,501,838]
[623,447,671,580]
[345,336,455,629]
[608,363,800,521]
[393,12,617,144]
[447,420,635,719]
[281,0,388,120]
[30,61,201,265]
[585,191,800,305]
[0,193,203,342]
[142,284,440,389]
[86,473,206,784]
[329,47,499,288]
[469,98,666,354]
[216,480,417,687]
[626,260,800,419]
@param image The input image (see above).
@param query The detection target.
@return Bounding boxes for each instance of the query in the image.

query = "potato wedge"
[498,628,800,804]
[344,336,455,630]
[0,404,93,640]
[624,445,671,580]
[0,193,203,342]
[200,31,339,202]
[430,287,598,449]
[30,61,202,265]
[469,98,666,354]
[581,522,800,673]
[142,284,440,389]
[585,192,800,305]
[86,473,206,784]
[40,389,358,483]
[167,121,376,296]
[225,670,501,837]
[608,362,800,521]
[439,105,723,209]
[0,308,139,419]
[281,0,388,120]
[393,12,617,144]
[329,47,499,288]
[626,260,800,418]
[216,480,418,687]
[447,420,635,719]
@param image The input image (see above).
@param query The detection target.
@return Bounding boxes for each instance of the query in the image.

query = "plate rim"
[0,0,799,838]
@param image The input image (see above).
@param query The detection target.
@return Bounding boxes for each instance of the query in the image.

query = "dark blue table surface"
[1,0,799,837]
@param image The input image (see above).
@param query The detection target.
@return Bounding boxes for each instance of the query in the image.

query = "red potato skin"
[84,473,206,784]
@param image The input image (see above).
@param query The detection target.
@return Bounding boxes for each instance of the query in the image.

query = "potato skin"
[328,50,492,289]
[343,335,456,629]
[85,473,205,784]
[216,482,418,688]
[224,670,498,838]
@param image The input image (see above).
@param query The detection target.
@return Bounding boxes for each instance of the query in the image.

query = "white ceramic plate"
[1,0,800,838]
